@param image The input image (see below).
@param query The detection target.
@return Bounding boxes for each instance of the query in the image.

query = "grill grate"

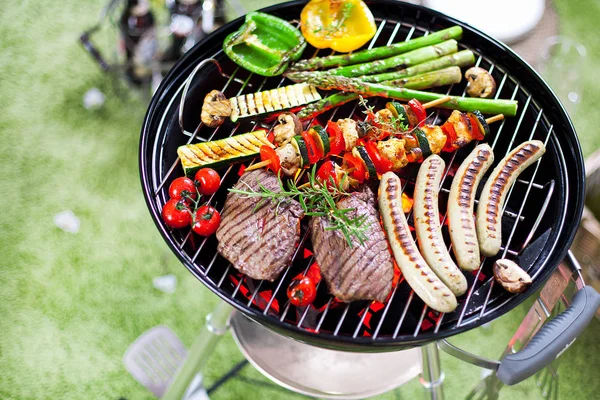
[144,9,572,347]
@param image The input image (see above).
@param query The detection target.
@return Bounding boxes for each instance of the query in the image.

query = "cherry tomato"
[259,145,281,174]
[192,205,221,236]
[316,160,338,189]
[302,130,321,164]
[326,121,345,155]
[162,198,192,229]
[169,177,197,200]
[408,99,427,127]
[365,141,393,174]
[342,153,366,183]
[441,122,458,152]
[194,168,221,196]
[287,276,317,307]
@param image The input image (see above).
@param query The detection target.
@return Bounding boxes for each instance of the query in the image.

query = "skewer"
[246,97,454,173]
[486,114,504,124]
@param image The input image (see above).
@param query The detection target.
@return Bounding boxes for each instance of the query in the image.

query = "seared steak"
[216,169,304,281]
[310,186,394,302]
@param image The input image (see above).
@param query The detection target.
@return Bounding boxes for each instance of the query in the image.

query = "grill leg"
[420,342,445,400]
[162,301,234,400]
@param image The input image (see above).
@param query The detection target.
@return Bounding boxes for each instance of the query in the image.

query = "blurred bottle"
[163,0,202,62]
[119,0,157,85]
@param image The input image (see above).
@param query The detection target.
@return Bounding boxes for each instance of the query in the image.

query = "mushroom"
[273,112,302,146]
[201,90,231,128]
[493,259,532,293]
[465,67,497,98]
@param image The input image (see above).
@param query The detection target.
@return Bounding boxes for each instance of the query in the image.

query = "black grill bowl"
[140,0,584,351]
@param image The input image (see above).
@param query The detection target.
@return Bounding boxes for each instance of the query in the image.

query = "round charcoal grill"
[141,0,592,364]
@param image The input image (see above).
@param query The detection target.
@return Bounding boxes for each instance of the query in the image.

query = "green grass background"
[1,1,599,399]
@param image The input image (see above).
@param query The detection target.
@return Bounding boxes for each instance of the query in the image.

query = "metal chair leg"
[163,301,234,400]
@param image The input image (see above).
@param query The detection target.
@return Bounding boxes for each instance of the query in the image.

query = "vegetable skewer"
[289,26,463,72]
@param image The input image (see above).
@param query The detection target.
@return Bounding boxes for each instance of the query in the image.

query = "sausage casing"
[448,144,495,270]
[379,172,457,312]
[476,140,546,256]
[414,155,467,296]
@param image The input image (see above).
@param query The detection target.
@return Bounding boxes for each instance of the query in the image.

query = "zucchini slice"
[414,128,432,158]
[177,130,273,176]
[291,135,309,168]
[353,146,377,179]
[471,110,490,138]
[308,125,330,156]
[386,102,409,128]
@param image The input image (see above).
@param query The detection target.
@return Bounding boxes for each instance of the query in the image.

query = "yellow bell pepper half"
[300,0,377,53]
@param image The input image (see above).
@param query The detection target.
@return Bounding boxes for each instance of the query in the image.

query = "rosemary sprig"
[358,96,410,137]
[229,166,370,247]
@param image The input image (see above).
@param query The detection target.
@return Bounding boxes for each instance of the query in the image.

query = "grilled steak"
[310,186,394,302]
[216,169,304,281]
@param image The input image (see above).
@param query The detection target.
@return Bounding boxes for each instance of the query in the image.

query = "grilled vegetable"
[465,67,496,98]
[223,12,306,76]
[261,145,282,174]
[291,135,310,168]
[230,83,321,122]
[476,140,546,257]
[162,198,192,229]
[379,172,457,312]
[192,205,221,236]
[201,90,231,128]
[352,145,377,179]
[177,129,273,176]
[414,155,467,296]
[273,112,302,146]
[308,125,330,156]
[287,275,317,307]
[493,259,532,293]
[448,144,494,271]
[413,128,432,159]
[289,26,462,72]
[300,0,376,53]
[169,177,197,201]
[305,74,519,116]
[194,168,221,196]
[274,143,299,176]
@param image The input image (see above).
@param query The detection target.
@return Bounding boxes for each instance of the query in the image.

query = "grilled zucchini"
[177,130,273,176]
[229,83,321,122]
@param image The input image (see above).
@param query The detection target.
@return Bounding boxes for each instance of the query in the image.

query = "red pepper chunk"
[302,131,322,164]
[260,145,281,174]
[316,160,338,189]
[326,120,345,155]
[441,122,458,152]
[343,153,366,183]
[365,141,393,174]
[408,99,427,127]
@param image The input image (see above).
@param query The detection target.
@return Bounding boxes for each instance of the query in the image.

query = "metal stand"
[162,302,234,400]
[420,342,445,400]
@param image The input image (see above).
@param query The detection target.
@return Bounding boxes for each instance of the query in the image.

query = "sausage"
[476,140,546,256]
[414,155,467,296]
[448,144,495,270]
[379,172,457,312]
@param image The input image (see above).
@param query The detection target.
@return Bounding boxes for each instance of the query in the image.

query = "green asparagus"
[307,75,519,116]
[297,67,463,120]
[286,40,458,81]
[288,26,463,72]
[361,50,475,83]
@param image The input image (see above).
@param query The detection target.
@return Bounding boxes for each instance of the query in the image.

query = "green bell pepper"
[223,12,306,77]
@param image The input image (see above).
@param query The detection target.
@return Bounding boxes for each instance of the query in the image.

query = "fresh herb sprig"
[229,165,370,246]
[358,96,410,138]
[312,1,355,37]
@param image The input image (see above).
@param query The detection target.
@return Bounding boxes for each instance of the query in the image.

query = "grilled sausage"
[379,172,457,312]
[476,140,546,256]
[414,155,467,296]
[448,144,495,270]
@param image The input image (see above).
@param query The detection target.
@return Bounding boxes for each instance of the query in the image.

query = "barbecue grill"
[139,1,600,398]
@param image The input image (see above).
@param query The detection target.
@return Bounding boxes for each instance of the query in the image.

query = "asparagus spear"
[288,26,463,72]
[361,50,475,83]
[297,67,463,120]
[286,40,458,81]
[307,75,518,116]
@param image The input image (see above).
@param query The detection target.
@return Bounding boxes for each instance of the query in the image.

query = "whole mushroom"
[201,90,231,128]
[465,67,497,99]
[493,259,532,293]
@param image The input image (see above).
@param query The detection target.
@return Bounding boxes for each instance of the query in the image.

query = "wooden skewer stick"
[423,96,451,109]
[244,159,271,171]
[486,114,504,124]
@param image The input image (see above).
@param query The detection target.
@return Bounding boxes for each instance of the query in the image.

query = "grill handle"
[497,285,600,385]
